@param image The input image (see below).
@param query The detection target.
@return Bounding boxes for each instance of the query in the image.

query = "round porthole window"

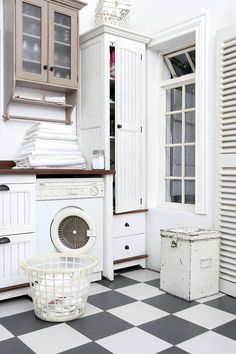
[50,207,96,254]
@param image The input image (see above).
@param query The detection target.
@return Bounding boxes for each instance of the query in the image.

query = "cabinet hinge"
[77,75,79,83]
[140,198,143,204]
[140,126,143,133]
[141,54,143,60]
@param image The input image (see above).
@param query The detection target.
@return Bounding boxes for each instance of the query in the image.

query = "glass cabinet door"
[15,0,48,82]
[48,4,78,88]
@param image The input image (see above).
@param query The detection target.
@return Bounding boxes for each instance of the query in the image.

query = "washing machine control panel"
[36,179,104,200]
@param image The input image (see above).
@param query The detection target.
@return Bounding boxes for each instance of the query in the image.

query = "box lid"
[160,227,220,241]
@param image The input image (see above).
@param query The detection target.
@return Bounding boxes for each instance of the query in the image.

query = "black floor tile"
[139,315,206,345]
[98,275,139,290]
[0,310,55,336]
[143,293,198,314]
[205,295,236,315]
[213,319,236,340]
[0,337,35,354]
[61,342,113,354]
[68,312,132,341]
[145,278,160,288]
[88,290,135,310]
[157,346,189,354]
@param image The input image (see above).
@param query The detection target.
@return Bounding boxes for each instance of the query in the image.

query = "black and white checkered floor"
[0,268,236,354]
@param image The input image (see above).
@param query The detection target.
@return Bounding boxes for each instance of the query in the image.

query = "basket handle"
[21,261,29,270]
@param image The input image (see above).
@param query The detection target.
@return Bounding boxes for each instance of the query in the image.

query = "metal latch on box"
[171,237,178,248]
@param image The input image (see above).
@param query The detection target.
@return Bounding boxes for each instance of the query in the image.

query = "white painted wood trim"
[80,24,151,45]
[149,14,207,215]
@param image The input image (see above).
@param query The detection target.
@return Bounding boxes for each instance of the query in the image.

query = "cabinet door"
[115,40,144,213]
[15,0,48,82]
[48,4,78,88]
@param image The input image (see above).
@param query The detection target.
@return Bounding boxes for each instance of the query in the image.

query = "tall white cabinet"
[79,25,150,278]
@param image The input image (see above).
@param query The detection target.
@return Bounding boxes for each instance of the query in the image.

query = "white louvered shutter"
[115,38,144,213]
[217,24,236,297]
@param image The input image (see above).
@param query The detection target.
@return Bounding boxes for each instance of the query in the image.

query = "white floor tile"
[0,324,14,341]
[196,293,225,303]
[175,304,235,329]
[177,331,236,354]
[116,283,164,300]
[97,327,171,354]
[19,323,91,354]
[0,298,33,318]
[89,283,111,296]
[121,269,160,282]
[81,303,103,318]
[108,301,168,326]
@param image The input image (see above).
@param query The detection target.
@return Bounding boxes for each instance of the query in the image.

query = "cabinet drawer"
[113,234,145,261]
[0,183,36,236]
[113,213,145,238]
[0,233,35,289]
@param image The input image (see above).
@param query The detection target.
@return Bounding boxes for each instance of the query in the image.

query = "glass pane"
[166,180,182,203]
[166,113,182,144]
[170,54,193,77]
[23,36,41,62]
[185,146,195,177]
[23,2,41,18]
[185,84,195,109]
[54,67,71,80]
[185,180,195,204]
[55,12,71,27]
[166,87,182,112]
[23,17,41,37]
[185,111,195,143]
[54,43,71,67]
[189,50,195,66]
[23,60,41,74]
[166,147,182,177]
[55,25,71,44]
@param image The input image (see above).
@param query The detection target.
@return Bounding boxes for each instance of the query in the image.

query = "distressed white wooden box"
[160,228,220,301]
[95,0,130,28]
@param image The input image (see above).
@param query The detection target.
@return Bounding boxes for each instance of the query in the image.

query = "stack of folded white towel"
[15,122,87,169]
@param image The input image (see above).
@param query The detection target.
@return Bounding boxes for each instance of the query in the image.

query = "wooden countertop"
[0,161,114,175]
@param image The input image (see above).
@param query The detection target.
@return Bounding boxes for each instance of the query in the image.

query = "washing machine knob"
[90,185,99,196]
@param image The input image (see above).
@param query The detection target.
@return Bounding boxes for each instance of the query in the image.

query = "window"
[161,47,196,209]
[164,47,195,78]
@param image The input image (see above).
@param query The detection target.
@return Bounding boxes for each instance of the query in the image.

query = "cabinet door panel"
[48,4,78,88]
[115,40,144,213]
[15,0,48,82]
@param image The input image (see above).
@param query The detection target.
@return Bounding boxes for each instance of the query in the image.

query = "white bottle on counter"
[91,150,105,169]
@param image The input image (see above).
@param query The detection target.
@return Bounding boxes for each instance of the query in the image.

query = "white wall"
[1,0,236,270]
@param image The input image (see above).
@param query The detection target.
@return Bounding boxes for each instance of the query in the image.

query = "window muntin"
[164,47,195,78]
[164,81,195,205]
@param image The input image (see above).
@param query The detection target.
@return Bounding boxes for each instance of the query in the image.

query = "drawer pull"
[125,245,129,250]
[0,184,10,192]
[125,223,130,227]
[0,237,11,244]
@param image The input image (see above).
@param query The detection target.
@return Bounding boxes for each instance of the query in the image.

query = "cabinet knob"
[125,222,130,227]
[50,66,55,72]
[0,237,10,244]
[0,184,10,192]
[43,65,48,70]
[125,245,129,250]
[117,124,122,129]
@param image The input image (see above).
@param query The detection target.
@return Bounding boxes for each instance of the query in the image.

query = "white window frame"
[160,73,196,212]
[147,14,207,214]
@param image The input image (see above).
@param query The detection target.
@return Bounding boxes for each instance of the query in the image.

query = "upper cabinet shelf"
[3,0,86,124]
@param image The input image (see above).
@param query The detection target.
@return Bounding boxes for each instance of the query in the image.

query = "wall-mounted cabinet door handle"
[117,124,122,129]
[50,66,55,72]
[125,245,129,250]
[125,222,130,227]
[0,184,10,192]
[0,237,11,244]
[43,64,48,70]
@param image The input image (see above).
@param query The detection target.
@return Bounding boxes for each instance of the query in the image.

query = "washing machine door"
[50,207,96,254]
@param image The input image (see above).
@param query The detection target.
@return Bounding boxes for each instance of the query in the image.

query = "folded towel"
[15,156,86,168]
[26,123,75,136]
[25,127,76,138]
[24,131,78,142]
[17,150,83,158]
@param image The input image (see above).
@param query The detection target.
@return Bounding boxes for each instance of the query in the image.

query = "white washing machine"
[36,178,104,281]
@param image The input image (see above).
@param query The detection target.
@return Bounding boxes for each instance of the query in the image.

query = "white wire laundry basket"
[21,253,98,322]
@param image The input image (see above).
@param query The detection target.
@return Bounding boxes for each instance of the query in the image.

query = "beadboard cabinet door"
[0,183,36,236]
